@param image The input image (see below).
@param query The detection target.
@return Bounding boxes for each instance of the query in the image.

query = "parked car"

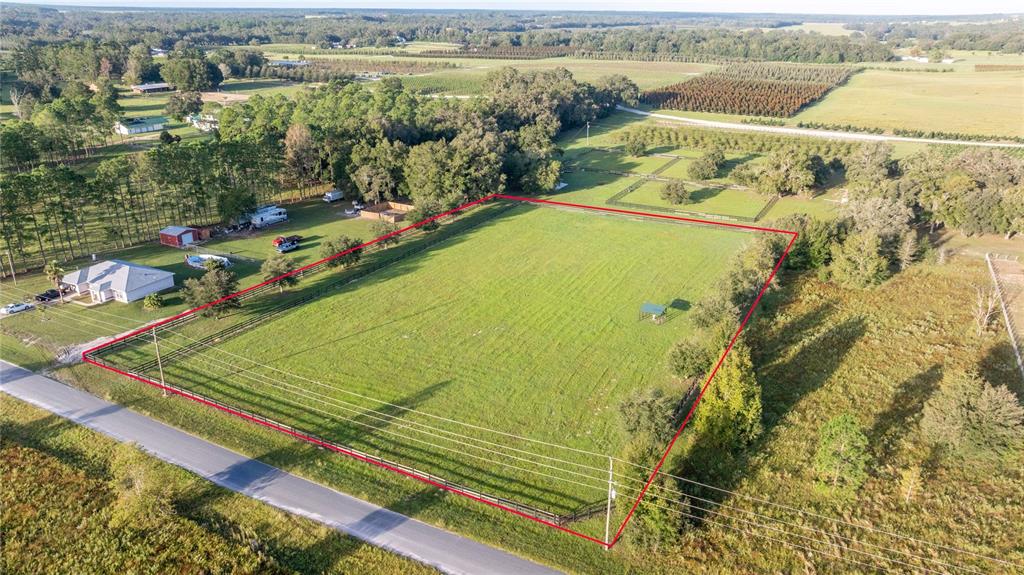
[323,189,344,203]
[272,235,302,247]
[276,240,300,253]
[34,289,62,302]
[344,208,359,216]
[352,200,365,210]
[1,302,34,315]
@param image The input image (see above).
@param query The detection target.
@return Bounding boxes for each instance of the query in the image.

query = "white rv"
[244,205,288,229]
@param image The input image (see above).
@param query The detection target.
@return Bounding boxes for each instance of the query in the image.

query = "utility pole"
[153,327,167,398]
[604,455,615,548]
[5,250,16,285]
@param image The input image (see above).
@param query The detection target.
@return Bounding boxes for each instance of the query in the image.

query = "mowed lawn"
[129,203,751,513]
[794,68,1024,137]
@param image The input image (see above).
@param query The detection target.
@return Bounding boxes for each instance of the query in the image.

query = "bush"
[668,337,713,381]
[321,235,364,268]
[370,220,401,248]
[142,293,163,311]
[619,388,677,443]
[180,261,239,316]
[659,181,690,205]
[814,413,870,492]
[921,371,1024,463]
[687,156,717,180]
[829,231,890,288]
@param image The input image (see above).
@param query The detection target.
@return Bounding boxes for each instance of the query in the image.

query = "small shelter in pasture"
[159,226,199,248]
[640,302,667,324]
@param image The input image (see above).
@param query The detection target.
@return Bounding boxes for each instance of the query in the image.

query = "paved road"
[0,361,561,575]
[616,105,1024,149]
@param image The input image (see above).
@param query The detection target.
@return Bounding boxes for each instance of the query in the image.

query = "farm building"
[130,82,172,94]
[269,60,310,67]
[114,117,167,135]
[159,226,199,248]
[62,260,175,304]
[360,200,414,223]
[187,113,218,132]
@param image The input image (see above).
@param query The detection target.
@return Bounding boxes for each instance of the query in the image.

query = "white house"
[62,260,175,304]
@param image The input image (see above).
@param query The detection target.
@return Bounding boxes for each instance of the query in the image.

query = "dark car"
[34,289,61,302]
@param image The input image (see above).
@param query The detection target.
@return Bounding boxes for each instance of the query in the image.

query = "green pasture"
[653,148,763,182]
[569,148,671,174]
[107,202,750,520]
[550,171,641,205]
[625,181,769,219]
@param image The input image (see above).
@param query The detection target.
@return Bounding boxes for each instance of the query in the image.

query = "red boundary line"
[83,193,797,549]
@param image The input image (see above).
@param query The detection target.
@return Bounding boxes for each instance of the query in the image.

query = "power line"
[139,330,1019,573]
[158,342,612,495]
[18,284,1020,570]
[622,484,986,575]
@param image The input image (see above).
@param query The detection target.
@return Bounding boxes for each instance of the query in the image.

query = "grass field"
[553,111,841,222]
[1,396,437,575]
[625,181,769,219]
[794,67,1024,137]
[254,44,714,94]
[99,201,753,525]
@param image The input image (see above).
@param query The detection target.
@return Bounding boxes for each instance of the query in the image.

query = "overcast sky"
[4,0,1021,16]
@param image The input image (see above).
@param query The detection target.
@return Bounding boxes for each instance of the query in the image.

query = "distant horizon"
[3,0,1022,17]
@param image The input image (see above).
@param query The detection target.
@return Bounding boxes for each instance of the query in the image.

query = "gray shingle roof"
[62,260,174,294]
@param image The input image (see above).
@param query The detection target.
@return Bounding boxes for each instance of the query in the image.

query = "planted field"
[97,201,752,534]
[642,63,857,117]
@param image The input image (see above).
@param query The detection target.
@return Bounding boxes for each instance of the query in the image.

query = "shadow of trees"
[669,302,868,522]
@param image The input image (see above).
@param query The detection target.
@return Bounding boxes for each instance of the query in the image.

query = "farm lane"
[0,360,562,575]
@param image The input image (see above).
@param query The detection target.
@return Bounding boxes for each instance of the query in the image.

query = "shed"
[159,226,199,248]
[640,302,667,324]
[62,260,175,304]
[114,116,167,135]
[131,82,172,94]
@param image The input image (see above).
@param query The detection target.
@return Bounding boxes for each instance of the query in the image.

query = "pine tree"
[896,231,918,271]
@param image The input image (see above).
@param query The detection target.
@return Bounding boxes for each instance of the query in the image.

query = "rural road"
[0,361,561,575]
[616,105,1024,149]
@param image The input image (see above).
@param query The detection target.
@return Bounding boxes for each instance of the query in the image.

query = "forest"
[0,67,638,270]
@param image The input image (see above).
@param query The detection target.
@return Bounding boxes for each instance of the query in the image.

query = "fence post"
[153,327,167,398]
[604,455,614,548]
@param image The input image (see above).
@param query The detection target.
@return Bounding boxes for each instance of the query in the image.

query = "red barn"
[159,226,198,248]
